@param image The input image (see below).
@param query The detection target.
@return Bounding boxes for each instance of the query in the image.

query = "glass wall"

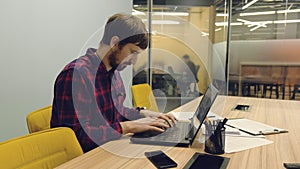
[131,0,300,114]
[132,0,229,112]
[226,0,300,100]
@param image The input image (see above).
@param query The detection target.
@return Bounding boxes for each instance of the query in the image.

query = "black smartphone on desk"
[145,150,177,169]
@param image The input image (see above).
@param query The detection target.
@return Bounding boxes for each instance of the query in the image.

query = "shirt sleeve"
[120,106,143,121]
[51,69,122,153]
[110,71,143,121]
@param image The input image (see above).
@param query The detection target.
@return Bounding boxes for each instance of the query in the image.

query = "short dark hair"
[183,54,190,59]
[100,13,148,50]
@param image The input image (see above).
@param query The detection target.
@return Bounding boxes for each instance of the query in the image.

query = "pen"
[221,118,228,128]
[204,118,213,136]
[215,118,227,132]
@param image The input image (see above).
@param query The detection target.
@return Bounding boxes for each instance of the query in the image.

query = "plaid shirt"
[51,48,142,152]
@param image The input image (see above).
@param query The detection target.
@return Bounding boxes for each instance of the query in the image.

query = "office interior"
[0,0,299,152]
[132,0,300,112]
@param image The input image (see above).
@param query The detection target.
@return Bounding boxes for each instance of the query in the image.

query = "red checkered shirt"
[51,48,142,152]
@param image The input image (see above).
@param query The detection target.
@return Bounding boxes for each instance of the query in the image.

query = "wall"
[0,0,132,142]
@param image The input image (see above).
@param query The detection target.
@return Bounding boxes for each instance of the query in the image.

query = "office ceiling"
[133,0,300,13]
[216,0,300,15]
[133,0,300,40]
[133,0,212,6]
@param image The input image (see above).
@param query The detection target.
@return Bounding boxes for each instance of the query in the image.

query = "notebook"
[130,83,219,147]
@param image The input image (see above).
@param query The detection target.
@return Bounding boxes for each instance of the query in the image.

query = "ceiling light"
[153,12,189,16]
[132,10,189,17]
[240,11,276,16]
[132,9,146,16]
[216,13,228,17]
[215,28,222,32]
[201,32,209,36]
[277,9,300,14]
[274,19,300,24]
[242,0,259,10]
[142,19,180,25]
[215,22,243,26]
[237,18,273,31]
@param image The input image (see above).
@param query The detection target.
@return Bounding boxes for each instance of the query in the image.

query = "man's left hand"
[140,109,177,127]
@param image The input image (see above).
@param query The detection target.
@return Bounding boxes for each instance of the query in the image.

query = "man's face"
[183,58,189,64]
[109,43,142,71]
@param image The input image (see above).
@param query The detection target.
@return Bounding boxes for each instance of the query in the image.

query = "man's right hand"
[120,117,170,135]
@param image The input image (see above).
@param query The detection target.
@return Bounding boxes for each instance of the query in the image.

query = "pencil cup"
[204,126,225,155]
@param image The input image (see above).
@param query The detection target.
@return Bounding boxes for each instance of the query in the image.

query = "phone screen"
[183,152,230,169]
[145,150,177,169]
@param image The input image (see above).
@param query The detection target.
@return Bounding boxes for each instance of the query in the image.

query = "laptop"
[130,83,219,147]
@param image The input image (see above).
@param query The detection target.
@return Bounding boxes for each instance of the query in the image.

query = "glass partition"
[227,0,300,100]
[132,0,229,112]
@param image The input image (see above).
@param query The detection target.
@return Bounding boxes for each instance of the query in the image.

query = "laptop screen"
[190,84,218,143]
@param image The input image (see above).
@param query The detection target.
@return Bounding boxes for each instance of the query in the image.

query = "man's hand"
[140,109,177,127]
[120,117,170,135]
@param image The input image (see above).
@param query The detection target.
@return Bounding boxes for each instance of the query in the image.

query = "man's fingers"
[165,113,177,123]
[157,114,176,127]
[158,115,173,127]
[151,121,169,129]
[149,126,165,132]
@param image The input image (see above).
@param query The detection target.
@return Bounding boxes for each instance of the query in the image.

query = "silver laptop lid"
[189,83,219,144]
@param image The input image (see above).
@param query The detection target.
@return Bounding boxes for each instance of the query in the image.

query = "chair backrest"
[0,127,83,169]
[131,83,159,112]
[26,106,52,133]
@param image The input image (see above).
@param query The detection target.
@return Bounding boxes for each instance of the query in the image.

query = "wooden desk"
[55,96,300,169]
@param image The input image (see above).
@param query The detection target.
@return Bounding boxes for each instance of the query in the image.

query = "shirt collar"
[86,48,101,68]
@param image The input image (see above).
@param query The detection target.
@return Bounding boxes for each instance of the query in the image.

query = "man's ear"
[110,36,120,48]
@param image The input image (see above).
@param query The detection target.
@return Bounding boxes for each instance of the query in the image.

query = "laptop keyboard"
[148,122,190,142]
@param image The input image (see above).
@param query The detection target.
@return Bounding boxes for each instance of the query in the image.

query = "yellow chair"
[0,127,83,169]
[131,83,159,112]
[26,106,52,133]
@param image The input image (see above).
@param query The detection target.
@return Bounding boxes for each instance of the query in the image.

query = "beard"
[109,49,131,71]
[108,50,119,70]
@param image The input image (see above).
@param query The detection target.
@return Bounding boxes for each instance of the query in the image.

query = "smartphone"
[145,150,177,169]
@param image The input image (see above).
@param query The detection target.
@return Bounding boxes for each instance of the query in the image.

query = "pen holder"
[204,126,225,155]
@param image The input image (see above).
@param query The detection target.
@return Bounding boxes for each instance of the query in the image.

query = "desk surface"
[55,96,300,169]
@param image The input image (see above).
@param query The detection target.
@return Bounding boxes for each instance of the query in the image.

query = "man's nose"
[130,55,138,65]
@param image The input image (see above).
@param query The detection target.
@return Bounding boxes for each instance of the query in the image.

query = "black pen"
[221,118,228,128]
[215,118,227,132]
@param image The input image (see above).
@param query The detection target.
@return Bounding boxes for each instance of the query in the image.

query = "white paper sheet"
[171,111,220,121]
[226,118,288,135]
[224,123,272,153]
[225,135,273,153]
[225,125,265,138]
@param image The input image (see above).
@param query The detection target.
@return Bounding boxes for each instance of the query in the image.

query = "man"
[182,54,199,95]
[51,13,176,153]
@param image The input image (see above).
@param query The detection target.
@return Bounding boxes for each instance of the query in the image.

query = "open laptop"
[130,83,219,147]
